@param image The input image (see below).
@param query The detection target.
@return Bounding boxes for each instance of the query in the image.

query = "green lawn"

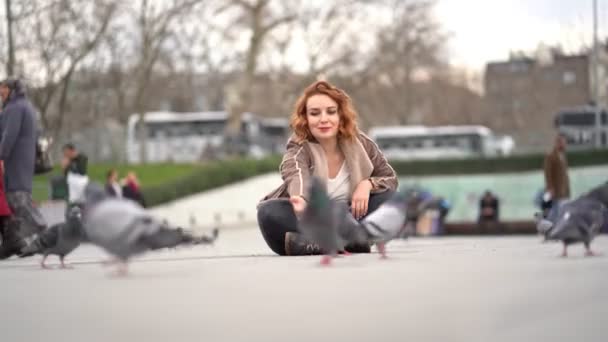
[32,163,200,202]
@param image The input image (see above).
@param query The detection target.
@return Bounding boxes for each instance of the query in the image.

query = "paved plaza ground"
[1,228,607,342]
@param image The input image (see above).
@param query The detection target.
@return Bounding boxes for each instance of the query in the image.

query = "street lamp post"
[593,0,603,148]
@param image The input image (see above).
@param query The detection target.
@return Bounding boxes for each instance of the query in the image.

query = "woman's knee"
[257,199,294,255]
[257,199,292,227]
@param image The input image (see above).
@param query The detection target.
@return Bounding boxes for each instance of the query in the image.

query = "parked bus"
[125,111,286,163]
[554,106,608,149]
[368,125,514,161]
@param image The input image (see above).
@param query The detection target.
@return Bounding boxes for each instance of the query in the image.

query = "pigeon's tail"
[140,227,197,250]
[19,225,60,257]
[19,240,43,257]
[193,228,219,245]
[140,226,218,250]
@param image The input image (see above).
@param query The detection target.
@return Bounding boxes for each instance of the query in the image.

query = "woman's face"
[306,94,340,142]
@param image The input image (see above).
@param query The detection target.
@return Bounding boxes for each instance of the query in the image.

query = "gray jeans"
[6,191,47,241]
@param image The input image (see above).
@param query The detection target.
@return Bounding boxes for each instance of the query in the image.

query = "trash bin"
[50,175,68,200]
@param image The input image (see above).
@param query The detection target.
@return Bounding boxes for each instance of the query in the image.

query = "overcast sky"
[436,0,608,70]
[1,0,607,75]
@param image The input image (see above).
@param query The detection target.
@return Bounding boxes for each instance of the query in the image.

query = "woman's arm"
[279,138,312,200]
[359,133,398,192]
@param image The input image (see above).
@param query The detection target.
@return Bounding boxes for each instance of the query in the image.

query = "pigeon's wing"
[19,224,62,256]
[361,204,407,242]
[548,200,593,241]
[582,201,606,239]
[334,203,368,246]
[38,224,61,249]
[84,199,150,247]
[298,215,340,253]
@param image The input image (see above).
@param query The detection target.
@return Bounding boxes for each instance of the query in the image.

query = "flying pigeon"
[82,182,212,276]
[358,189,410,258]
[296,177,346,265]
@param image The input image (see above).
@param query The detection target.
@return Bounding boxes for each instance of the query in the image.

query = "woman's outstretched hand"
[290,195,307,216]
[351,179,373,220]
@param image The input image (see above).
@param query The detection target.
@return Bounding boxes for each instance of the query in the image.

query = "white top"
[111,182,123,198]
[327,162,351,203]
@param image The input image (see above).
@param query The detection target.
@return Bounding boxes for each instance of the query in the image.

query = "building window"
[563,71,576,85]
[510,61,529,73]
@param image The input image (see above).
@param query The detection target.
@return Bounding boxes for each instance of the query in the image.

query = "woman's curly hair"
[290,80,359,142]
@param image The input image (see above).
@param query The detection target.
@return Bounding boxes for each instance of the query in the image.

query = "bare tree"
[211,0,297,141]
[103,0,205,163]
[4,0,15,76]
[3,0,64,77]
[362,0,447,124]
[16,0,116,138]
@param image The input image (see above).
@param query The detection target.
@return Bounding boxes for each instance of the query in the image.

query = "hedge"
[141,156,282,206]
[389,148,608,176]
[33,163,200,202]
[38,148,607,207]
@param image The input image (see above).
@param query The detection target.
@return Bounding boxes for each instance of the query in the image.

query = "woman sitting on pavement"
[257,80,398,256]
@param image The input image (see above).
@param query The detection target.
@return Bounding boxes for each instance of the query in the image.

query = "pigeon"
[82,182,209,276]
[19,205,84,269]
[541,182,607,257]
[296,177,346,265]
[297,177,411,263]
[357,189,410,258]
[548,198,605,257]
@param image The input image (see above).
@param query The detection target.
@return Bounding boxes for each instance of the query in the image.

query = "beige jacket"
[259,132,398,205]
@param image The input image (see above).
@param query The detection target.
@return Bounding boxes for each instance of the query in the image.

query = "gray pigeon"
[19,205,84,269]
[82,182,208,275]
[297,177,411,263]
[357,189,410,258]
[296,177,346,265]
[540,182,607,257]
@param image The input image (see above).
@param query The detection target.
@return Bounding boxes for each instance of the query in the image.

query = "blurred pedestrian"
[105,168,122,198]
[122,171,146,207]
[543,134,570,218]
[478,190,499,223]
[61,143,87,177]
[0,78,47,259]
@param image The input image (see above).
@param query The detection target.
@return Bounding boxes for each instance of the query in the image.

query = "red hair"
[290,80,359,142]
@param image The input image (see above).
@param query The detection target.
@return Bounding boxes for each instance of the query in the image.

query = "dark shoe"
[344,242,371,254]
[284,232,322,256]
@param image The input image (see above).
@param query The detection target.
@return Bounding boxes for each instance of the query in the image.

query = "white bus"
[258,117,291,154]
[554,106,608,149]
[126,111,277,163]
[368,125,514,161]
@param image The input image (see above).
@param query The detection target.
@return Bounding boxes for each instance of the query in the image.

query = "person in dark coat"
[479,190,500,223]
[61,143,88,177]
[0,78,47,259]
